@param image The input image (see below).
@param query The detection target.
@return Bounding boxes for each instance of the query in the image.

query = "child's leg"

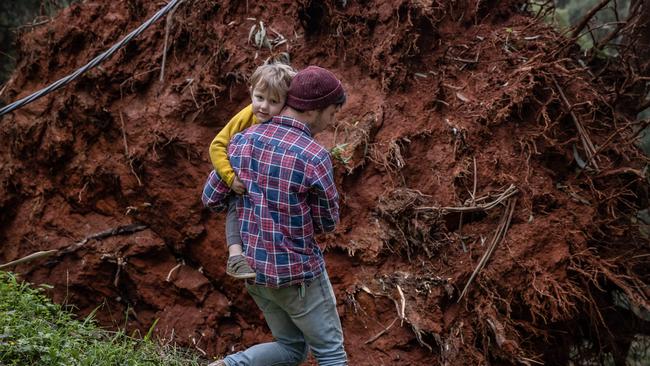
[225,195,255,279]
[225,195,244,256]
[228,244,243,257]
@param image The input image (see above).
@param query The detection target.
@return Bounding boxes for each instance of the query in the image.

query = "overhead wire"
[0,0,184,117]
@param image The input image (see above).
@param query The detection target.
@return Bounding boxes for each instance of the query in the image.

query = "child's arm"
[209,104,258,187]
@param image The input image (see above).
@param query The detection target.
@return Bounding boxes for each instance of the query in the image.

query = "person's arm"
[201,170,231,213]
[209,104,258,188]
[308,156,340,233]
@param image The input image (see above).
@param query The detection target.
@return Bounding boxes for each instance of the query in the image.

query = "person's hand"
[231,176,246,195]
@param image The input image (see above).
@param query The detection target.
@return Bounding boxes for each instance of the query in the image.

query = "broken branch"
[0,224,148,269]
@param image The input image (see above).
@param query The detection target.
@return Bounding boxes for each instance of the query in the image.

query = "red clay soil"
[1,0,649,364]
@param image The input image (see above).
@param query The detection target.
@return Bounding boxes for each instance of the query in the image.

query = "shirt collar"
[270,116,312,137]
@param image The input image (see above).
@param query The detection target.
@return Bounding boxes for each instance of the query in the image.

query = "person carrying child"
[208,61,296,279]
[202,65,349,365]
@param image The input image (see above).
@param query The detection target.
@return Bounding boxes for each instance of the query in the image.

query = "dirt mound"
[1,0,648,364]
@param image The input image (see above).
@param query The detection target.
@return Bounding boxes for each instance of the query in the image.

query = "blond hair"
[249,62,296,101]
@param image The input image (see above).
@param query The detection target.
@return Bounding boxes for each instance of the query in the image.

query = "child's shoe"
[226,255,256,279]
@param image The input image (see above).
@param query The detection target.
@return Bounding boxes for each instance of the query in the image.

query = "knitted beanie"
[286,66,345,111]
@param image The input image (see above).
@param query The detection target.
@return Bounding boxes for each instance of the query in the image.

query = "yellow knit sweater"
[209,104,259,186]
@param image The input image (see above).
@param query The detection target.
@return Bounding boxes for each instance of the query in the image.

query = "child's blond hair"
[249,62,296,102]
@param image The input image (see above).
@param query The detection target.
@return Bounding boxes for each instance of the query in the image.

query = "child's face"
[251,85,285,122]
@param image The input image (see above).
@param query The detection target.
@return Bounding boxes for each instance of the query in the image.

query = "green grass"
[330,143,351,165]
[0,271,204,366]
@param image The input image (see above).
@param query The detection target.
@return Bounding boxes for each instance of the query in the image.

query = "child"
[209,62,296,279]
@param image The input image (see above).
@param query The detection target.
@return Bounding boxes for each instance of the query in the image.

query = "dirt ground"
[1,0,648,364]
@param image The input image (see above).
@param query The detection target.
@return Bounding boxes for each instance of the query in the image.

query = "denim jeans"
[223,270,347,366]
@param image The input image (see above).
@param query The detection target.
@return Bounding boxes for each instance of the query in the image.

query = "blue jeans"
[223,270,347,366]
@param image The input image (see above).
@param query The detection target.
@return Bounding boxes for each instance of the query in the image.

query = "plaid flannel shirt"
[202,116,339,288]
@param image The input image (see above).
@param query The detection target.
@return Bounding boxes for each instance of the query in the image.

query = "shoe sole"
[227,272,257,279]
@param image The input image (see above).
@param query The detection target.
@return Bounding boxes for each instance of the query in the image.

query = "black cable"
[0,0,183,117]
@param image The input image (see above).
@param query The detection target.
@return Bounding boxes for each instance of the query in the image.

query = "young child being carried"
[209,61,296,279]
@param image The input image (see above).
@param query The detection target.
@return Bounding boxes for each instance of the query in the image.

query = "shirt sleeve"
[201,170,231,213]
[209,104,258,187]
[307,155,340,233]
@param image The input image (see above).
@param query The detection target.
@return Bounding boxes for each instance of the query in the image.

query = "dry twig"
[458,196,517,301]
[396,284,406,323]
[416,184,518,213]
[0,224,147,270]
[0,250,58,270]
[0,83,8,99]
[552,76,600,171]
[119,112,143,186]
[160,0,185,82]
[364,317,399,344]
[166,261,184,282]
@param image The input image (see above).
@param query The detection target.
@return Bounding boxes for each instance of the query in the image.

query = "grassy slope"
[0,271,205,366]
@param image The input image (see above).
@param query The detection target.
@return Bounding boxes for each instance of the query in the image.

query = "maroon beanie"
[286,66,345,111]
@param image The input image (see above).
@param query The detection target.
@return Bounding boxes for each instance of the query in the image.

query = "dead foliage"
[376,188,449,260]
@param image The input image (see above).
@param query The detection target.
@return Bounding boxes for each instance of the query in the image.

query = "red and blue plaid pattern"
[202,116,339,288]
